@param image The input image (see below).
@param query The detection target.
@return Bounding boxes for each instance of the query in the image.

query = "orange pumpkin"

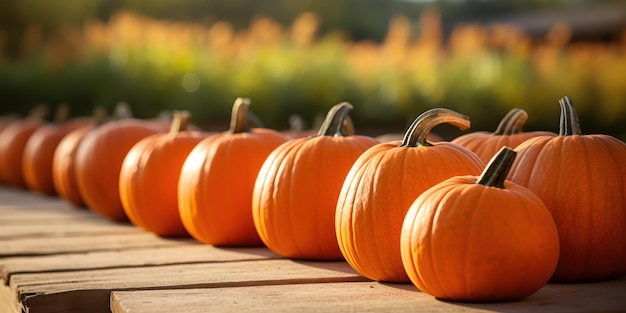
[452,108,555,164]
[0,105,48,188]
[401,147,560,302]
[22,104,93,196]
[252,102,378,260]
[178,98,288,246]
[0,114,19,185]
[52,126,93,207]
[74,112,165,221]
[509,96,626,282]
[335,108,485,282]
[120,111,209,236]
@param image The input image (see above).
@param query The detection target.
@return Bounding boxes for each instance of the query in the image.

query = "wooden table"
[1,187,625,313]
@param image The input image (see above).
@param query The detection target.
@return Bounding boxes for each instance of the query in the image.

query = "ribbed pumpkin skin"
[52,125,93,207]
[452,131,554,164]
[252,135,378,260]
[0,119,45,188]
[178,129,287,246]
[401,175,559,302]
[509,135,626,282]
[509,97,626,282]
[336,142,484,282]
[452,109,555,164]
[22,118,93,196]
[120,130,208,236]
[75,120,163,221]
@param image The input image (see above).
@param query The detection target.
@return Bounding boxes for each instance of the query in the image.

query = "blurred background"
[1,0,625,139]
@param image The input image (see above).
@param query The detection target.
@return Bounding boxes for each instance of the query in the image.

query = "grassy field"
[1,10,625,139]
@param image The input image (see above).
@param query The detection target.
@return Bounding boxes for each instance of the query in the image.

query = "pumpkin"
[22,104,93,196]
[0,114,19,185]
[252,102,378,260]
[0,105,48,188]
[401,147,560,302]
[509,96,626,282]
[335,108,485,282]
[452,108,555,164]
[74,108,165,221]
[178,98,288,246]
[119,111,209,236]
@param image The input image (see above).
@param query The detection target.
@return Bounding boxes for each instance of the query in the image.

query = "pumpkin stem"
[27,104,48,120]
[316,102,354,137]
[54,103,70,124]
[288,114,305,131]
[228,97,253,134]
[114,102,134,119]
[493,108,528,135]
[559,96,582,136]
[169,110,191,135]
[92,106,108,126]
[477,147,516,189]
[400,108,470,147]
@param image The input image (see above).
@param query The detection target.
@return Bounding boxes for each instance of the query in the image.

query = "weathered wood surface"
[2,187,626,313]
[111,278,626,313]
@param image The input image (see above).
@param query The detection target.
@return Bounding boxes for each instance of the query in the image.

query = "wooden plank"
[10,259,367,313]
[1,245,278,281]
[0,221,142,240]
[110,278,626,313]
[0,188,68,207]
[0,232,191,258]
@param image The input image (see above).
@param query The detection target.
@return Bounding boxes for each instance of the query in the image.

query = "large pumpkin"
[22,104,93,196]
[401,147,560,302]
[120,111,209,236]
[509,96,626,282]
[452,108,555,164]
[178,98,288,246]
[0,105,48,188]
[252,102,378,260]
[74,112,164,221]
[335,108,485,282]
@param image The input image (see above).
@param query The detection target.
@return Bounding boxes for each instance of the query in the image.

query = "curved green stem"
[477,146,516,189]
[400,108,470,147]
[559,96,582,136]
[228,97,252,134]
[493,108,528,135]
[316,102,354,137]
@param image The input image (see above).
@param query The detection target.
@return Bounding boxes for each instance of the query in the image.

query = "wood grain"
[1,245,278,280]
[12,260,367,313]
[110,279,626,313]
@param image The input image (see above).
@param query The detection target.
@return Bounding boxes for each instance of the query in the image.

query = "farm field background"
[1,1,625,140]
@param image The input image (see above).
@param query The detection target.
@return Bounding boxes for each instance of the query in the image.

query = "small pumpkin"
[401,147,560,302]
[178,98,288,246]
[335,108,484,282]
[452,108,555,164]
[52,107,108,208]
[509,96,626,282]
[22,104,93,196]
[0,105,48,188]
[120,111,209,237]
[252,102,378,260]
[74,106,165,221]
